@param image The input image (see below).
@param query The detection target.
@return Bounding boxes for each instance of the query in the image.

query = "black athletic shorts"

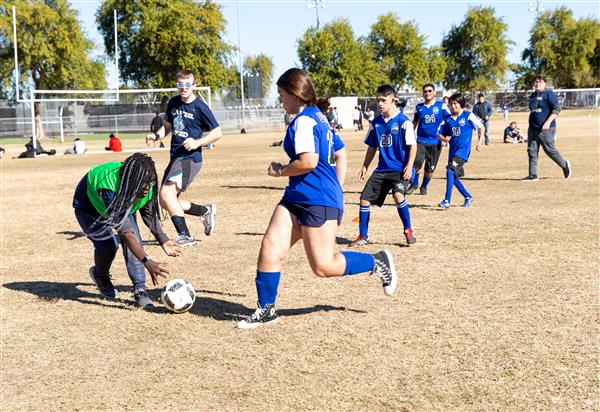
[446,156,467,178]
[414,142,442,174]
[360,171,410,207]
[280,199,343,227]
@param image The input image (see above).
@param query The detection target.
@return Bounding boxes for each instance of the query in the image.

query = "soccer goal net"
[14,87,211,141]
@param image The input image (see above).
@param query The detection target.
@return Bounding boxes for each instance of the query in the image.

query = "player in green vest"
[73,153,182,309]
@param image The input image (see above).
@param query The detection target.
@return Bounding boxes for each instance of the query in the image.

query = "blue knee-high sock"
[422,176,432,189]
[340,251,375,276]
[255,270,280,308]
[412,172,420,187]
[445,169,455,202]
[396,200,411,230]
[359,205,370,238]
[453,177,471,199]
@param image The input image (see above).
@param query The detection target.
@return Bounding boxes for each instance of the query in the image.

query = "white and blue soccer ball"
[161,279,196,313]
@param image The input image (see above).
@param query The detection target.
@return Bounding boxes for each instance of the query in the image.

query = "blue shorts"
[280,199,343,227]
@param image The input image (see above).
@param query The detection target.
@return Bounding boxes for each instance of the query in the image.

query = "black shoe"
[563,160,571,179]
[371,250,397,296]
[522,175,539,182]
[89,266,119,299]
[237,303,278,329]
[419,186,427,196]
[405,183,417,195]
[134,288,155,310]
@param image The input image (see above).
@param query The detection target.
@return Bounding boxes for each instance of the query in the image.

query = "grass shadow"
[56,230,86,240]
[235,232,264,237]
[3,281,135,310]
[221,185,284,191]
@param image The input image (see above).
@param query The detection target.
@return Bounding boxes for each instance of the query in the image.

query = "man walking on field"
[522,75,571,182]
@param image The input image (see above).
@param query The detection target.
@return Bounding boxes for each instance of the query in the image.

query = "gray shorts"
[162,158,202,192]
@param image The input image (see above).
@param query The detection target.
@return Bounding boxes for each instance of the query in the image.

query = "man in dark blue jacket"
[523,75,571,182]
[473,93,493,145]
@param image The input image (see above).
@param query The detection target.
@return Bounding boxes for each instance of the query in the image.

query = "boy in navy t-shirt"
[146,70,223,247]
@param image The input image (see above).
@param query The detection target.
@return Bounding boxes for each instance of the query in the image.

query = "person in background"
[410,83,451,196]
[503,104,510,121]
[503,121,525,144]
[472,93,493,145]
[105,133,122,152]
[436,93,484,209]
[149,111,165,148]
[65,137,86,155]
[523,75,571,182]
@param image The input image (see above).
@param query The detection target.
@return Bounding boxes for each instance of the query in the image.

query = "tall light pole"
[306,0,325,29]
[528,0,544,14]
[236,0,246,133]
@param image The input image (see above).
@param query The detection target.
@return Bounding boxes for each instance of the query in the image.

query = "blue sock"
[453,177,471,199]
[412,172,420,187]
[359,205,370,238]
[255,270,280,308]
[422,176,432,189]
[445,169,455,202]
[341,251,375,275]
[396,200,411,230]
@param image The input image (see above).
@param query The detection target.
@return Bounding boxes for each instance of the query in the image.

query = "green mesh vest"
[86,162,154,216]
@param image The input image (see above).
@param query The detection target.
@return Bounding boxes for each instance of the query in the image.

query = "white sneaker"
[174,234,197,247]
[202,204,217,236]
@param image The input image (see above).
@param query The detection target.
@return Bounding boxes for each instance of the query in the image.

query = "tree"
[0,0,107,137]
[297,19,387,96]
[441,6,512,92]
[515,7,600,88]
[367,13,444,90]
[96,0,233,90]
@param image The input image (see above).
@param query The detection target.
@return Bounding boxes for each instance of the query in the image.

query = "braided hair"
[102,152,159,229]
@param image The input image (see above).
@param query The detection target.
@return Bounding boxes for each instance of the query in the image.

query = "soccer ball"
[161,279,196,313]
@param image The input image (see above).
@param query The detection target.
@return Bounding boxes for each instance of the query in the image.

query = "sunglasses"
[177,82,194,89]
[423,89,435,93]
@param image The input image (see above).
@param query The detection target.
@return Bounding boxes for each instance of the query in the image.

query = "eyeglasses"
[423,89,435,93]
[176,82,194,89]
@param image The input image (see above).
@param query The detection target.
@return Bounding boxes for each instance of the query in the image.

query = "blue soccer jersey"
[282,106,344,210]
[364,112,416,172]
[165,95,219,162]
[438,111,483,161]
[413,101,451,145]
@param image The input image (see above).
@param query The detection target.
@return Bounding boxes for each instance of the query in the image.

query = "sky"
[70,0,599,102]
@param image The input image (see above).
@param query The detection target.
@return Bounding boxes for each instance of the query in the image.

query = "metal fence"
[1,88,597,139]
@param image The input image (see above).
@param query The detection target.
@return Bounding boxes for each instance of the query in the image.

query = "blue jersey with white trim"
[282,106,344,210]
[365,112,416,172]
[413,101,451,144]
[438,110,483,161]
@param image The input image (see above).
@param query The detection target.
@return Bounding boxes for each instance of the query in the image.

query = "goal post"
[28,87,211,145]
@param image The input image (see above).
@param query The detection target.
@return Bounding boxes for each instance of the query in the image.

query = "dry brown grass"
[1,110,598,411]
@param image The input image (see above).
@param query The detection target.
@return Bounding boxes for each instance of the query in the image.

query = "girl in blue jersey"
[436,94,484,209]
[238,69,398,329]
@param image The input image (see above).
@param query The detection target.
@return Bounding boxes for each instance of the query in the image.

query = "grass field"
[1,111,598,410]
